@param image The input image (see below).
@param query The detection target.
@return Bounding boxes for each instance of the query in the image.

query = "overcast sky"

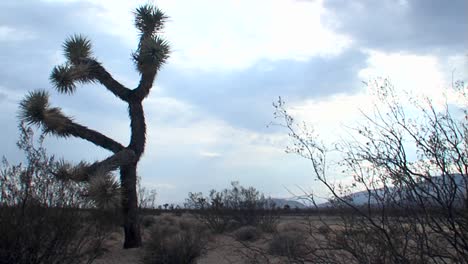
[1,0,466,204]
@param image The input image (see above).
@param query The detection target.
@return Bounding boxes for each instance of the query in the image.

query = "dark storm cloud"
[322,0,468,54]
[157,49,367,131]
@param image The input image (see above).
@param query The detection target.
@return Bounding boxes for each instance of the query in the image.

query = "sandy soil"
[92,215,338,264]
[94,231,261,264]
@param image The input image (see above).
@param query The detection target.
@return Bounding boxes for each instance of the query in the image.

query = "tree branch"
[82,58,132,101]
[131,35,170,100]
[55,148,137,182]
[87,148,137,177]
[66,121,125,153]
[19,91,124,153]
[134,69,157,100]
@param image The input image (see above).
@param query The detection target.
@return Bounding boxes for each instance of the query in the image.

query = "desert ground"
[93,213,337,264]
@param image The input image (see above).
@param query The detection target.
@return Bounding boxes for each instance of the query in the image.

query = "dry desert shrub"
[186,182,279,233]
[271,80,468,263]
[141,215,157,228]
[0,125,111,264]
[142,214,208,264]
[233,225,261,242]
[268,230,308,259]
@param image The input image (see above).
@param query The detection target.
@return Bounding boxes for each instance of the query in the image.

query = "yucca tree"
[18,5,170,248]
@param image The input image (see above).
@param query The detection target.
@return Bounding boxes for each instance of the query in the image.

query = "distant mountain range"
[318,174,466,208]
[269,198,307,209]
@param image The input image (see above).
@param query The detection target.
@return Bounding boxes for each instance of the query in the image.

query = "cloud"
[0,26,36,42]
[200,151,221,158]
[286,50,467,144]
[162,0,352,71]
[322,0,468,54]
[0,0,365,136]
[144,183,176,190]
[157,49,368,131]
[133,96,312,203]
[0,0,153,146]
[47,0,351,71]
[358,50,468,107]
[0,0,114,94]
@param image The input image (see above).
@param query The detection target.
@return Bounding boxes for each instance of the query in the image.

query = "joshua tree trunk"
[121,163,141,248]
[18,5,170,249]
[121,99,146,248]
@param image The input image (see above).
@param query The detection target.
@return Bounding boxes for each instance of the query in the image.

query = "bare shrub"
[186,182,279,233]
[270,78,468,263]
[138,176,157,210]
[233,225,261,242]
[0,124,110,264]
[257,209,280,233]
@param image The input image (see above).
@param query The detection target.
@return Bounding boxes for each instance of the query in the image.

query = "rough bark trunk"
[120,163,142,248]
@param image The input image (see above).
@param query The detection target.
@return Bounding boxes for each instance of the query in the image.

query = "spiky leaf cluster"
[133,36,170,72]
[54,159,91,182]
[50,35,96,94]
[50,65,76,93]
[19,90,72,136]
[54,160,122,209]
[50,63,95,94]
[88,171,121,209]
[134,5,167,36]
[19,90,50,126]
[132,5,170,73]
[63,34,92,65]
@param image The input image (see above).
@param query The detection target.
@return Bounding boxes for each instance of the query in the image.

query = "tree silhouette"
[18,4,169,248]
